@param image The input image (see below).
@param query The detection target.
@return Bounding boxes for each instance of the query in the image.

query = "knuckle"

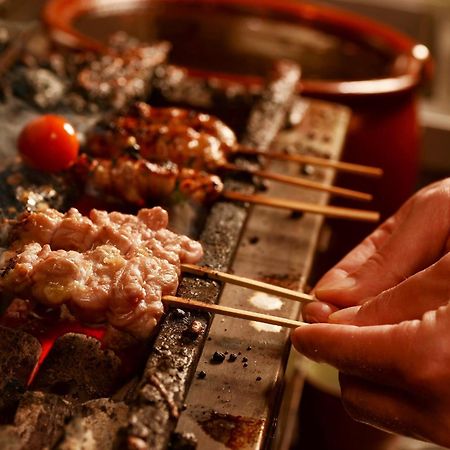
[405,345,450,392]
[415,178,450,207]
[356,292,391,324]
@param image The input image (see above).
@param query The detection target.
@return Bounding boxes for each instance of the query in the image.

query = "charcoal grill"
[0,20,352,450]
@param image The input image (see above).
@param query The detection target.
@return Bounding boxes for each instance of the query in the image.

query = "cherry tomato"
[17,115,79,172]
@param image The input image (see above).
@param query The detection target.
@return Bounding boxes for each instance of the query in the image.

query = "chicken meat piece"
[86,103,237,171]
[0,207,203,338]
[74,154,224,206]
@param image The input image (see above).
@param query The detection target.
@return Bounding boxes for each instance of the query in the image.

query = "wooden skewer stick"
[222,163,372,202]
[237,146,383,178]
[181,263,314,303]
[162,295,304,329]
[222,191,380,223]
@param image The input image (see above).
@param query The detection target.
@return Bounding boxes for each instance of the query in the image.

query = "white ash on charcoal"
[0,162,76,220]
[10,67,65,110]
[6,32,170,112]
[57,399,129,450]
[5,391,72,450]
[32,333,122,403]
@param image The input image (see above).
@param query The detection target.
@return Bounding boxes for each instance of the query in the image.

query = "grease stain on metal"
[197,411,265,449]
[249,321,282,333]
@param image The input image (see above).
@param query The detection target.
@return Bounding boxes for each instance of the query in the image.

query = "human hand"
[302,179,450,323]
[292,262,450,445]
[292,179,450,445]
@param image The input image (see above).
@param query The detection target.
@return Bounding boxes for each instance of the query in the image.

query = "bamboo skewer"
[237,146,383,178]
[222,163,372,202]
[181,263,314,303]
[162,295,305,329]
[222,191,380,223]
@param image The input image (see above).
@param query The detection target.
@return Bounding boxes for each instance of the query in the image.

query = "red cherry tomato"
[17,115,79,172]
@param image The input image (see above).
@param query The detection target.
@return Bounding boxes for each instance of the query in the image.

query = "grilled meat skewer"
[0,207,203,339]
[76,154,224,206]
[86,102,235,171]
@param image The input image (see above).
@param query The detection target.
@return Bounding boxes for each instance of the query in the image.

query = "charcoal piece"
[0,27,10,53]
[0,162,77,219]
[241,60,301,150]
[149,64,255,135]
[210,352,225,364]
[10,67,65,110]
[0,426,21,450]
[0,326,41,417]
[69,33,170,111]
[57,399,129,450]
[32,333,121,403]
[168,431,197,450]
[13,391,72,450]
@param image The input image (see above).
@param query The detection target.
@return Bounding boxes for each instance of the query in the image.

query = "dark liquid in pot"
[75,3,393,81]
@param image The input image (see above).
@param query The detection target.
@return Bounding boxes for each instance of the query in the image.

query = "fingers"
[338,374,432,442]
[292,321,418,388]
[312,180,450,313]
[329,253,450,326]
[302,218,396,322]
[314,216,399,307]
[301,300,338,323]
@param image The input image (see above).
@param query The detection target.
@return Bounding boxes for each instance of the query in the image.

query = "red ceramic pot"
[43,0,432,219]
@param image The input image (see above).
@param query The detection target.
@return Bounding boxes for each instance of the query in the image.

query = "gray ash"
[11,67,65,111]
[0,162,78,219]
[7,32,170,113]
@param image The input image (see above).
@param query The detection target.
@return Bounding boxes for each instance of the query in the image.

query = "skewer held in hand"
[162,296,304,329]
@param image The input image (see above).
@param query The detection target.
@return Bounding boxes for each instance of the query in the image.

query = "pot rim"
[42,0,433,97]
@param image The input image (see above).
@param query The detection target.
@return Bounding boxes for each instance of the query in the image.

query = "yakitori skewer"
[85,103,375,201]
[237,147,383,178]
[222,162,372,201]
[223,191,380,222]
[181,263,314,303]
[162,296,304,329]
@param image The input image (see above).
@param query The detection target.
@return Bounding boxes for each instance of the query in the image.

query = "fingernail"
[328,305,361,324]
[316,277,356,294]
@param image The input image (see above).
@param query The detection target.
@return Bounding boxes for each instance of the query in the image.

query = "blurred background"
[311,0,450,185]
[1,0,448,184]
